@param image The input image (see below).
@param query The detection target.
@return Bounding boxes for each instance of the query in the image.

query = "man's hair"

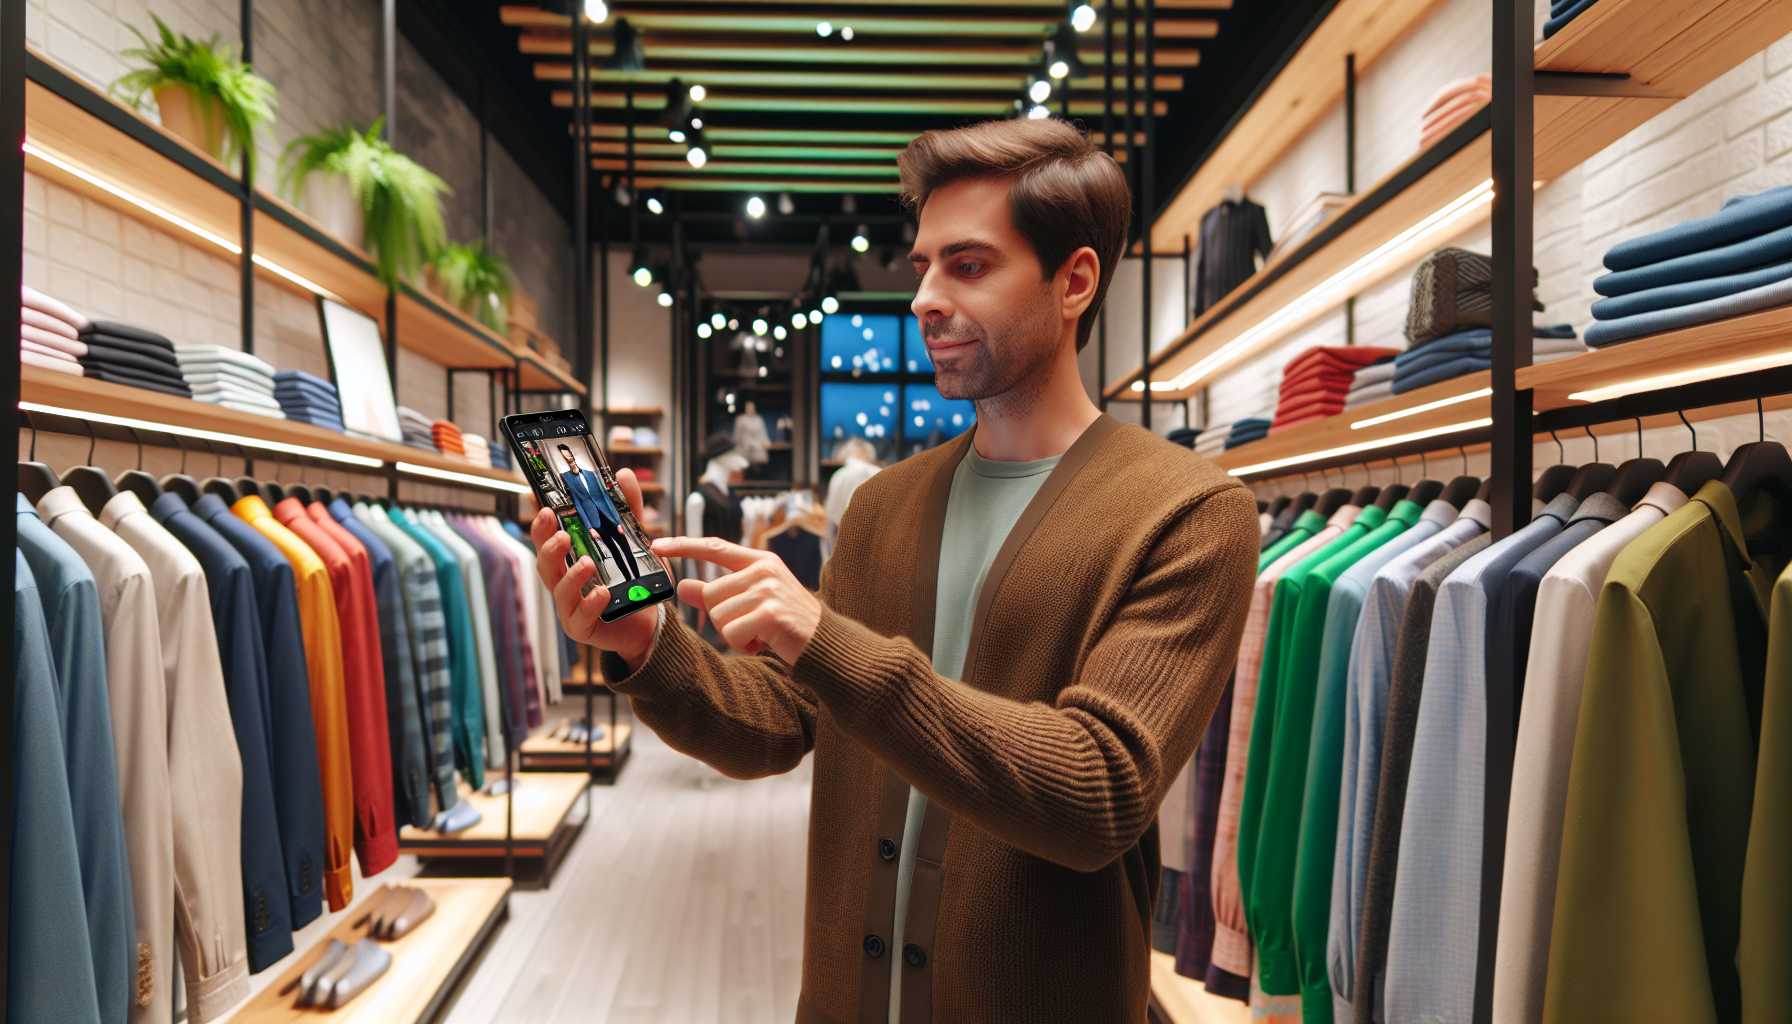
[557,444,574,457]
[898,118,1131,351]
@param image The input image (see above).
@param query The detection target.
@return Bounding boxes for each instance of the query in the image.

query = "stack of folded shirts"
[462,433,491,466]
[1165,426,1198,449]
[1544,0,1599,39]
[1421,74,1491,150]
[633,427,660,448]
[1192,423,1230,456]
[20,286,88,376]
[1272,345,1401,432]
[173,343,284,419]
[1268,192,1351,263]
[76,320,192,398]
[273,370,346,431]
[398,406,435,449]
[489,443,512,471]
[1344,356,1399,409]
[432,419,466,459]
[1586,186,1792,348]
[608,425,637,448]
[1390,325,1586,394]
[1226,417,1272,450]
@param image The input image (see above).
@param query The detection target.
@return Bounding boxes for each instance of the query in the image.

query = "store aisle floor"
[445,722,813,1024]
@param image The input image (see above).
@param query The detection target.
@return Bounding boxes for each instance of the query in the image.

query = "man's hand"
[530,466,658,670]
[650,536,822,663]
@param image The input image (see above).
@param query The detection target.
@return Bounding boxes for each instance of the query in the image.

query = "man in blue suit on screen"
[558,443,642,580]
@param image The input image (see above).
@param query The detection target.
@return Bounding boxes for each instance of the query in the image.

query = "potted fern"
[430,241,514,332]
[112,14,276,171]
[279,120,449,285]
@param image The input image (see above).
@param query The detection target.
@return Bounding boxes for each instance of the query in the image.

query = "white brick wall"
[1107,0,1792,454]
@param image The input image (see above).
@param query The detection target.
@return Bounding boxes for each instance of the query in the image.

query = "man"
[556,443,639,580]
[533,118,1256,1021]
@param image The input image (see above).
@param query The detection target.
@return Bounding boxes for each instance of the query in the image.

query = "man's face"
[559,447,577,471]
[909,177,1065,402]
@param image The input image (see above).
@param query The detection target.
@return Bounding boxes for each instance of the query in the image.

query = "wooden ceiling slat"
[518,31,1200,67]
[499,5,1216,38]
[593,140,905,159]
[593,158,899,176]
[542,0,1229,8]
[583,123,919,143]
[627,175,900,193]
[552,89,1167,115]
[534,62,1183,92]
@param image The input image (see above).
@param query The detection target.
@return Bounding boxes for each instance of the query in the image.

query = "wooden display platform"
[232,878,511,1024]
[1148,951,1250,1024]
[397,773,588,882]
[519,723,634,772]
[19,367,529,489]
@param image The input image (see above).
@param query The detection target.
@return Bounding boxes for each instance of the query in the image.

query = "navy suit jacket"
[560,467,622,530]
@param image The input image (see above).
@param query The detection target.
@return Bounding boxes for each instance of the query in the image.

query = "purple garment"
[445,516,536,746]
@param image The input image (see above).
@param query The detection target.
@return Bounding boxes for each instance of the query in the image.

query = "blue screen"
[820,382,902,458]
[902,315,932,374]
[820,313,901,375]
[901,383,974,452]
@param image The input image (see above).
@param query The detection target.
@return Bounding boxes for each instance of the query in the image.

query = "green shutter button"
[627,584,651,602]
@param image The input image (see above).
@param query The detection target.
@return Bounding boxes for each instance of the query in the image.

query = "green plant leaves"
[278,119,450,286]
[111,14,275,173]
[430,240,514,331]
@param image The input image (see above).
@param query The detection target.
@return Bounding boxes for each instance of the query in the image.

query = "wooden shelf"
[1518,305,1792,410]
[518,723,635,772]
[1210,370,1492,474]
[516,350,587,395]
[19,366,528,489]
[1532,0,1792,181]
[397,773,588,879]
[600,406,665,418]
[232,877,510,1024]
[606,444,664,456]
[1111,116,1492,400]
[1148,0,1447,251]
[395,284,520,371]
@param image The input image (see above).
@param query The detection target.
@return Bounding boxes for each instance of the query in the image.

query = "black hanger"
[314,484,336,506]
[17,410,61,505]
[1256,498,1267,514]
[1268,495,1292,518]
[262,479,286,504]
[114,427,162,506]
[1350,462,1382,508]
[1435,445,1480,508]
[1608,417,1664,506]
[200,439,240,504]
[1565,428,1616,500]
[1533,430,1576,501]
[1475,477,1493,502]
[160,435,200,505]
[1402,451,1444,507]
[1664,409,1723,496]
[62,420,118,515]
[1720,398,1792,510]
[1365,462,1408,510]
[286,478,315,506]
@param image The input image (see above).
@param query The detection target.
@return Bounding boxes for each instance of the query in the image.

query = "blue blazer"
[561,468,622,530]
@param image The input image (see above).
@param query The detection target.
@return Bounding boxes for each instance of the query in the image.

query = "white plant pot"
[302,173,366,251]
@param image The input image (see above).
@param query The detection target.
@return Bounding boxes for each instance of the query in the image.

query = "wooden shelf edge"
[1519,305,1792,410]
[397,772,588,848]
[517,351,588,395]
[1209,370,1493,473]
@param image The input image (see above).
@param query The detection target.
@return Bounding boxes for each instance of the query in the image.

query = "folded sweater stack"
[20,286,88,376]
[1390,325,1587,394]
[1226,417,1272,449]
[1544,0,1600,40]
[398,406,436,449]
[1271,346,1400,432]
[1343,357,1398,409]
[1586,186,1792,348]
[489,443,512,471]
[462,433,491,467]
[1192,423,1230,456]
[1165,426,1198,449]
[1421,74,1491,150]
[78,320,192,398]
[273,370,345,431]
[432,419,466,459]
[173,344,284,419]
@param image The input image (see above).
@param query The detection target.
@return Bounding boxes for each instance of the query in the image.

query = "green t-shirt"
[890,446,1062,1021]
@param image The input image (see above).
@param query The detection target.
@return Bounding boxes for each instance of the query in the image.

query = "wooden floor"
[443,725,813,1024]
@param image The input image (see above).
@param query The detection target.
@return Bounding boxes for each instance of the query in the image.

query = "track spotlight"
[773,324,788,340]
[1070,2,1096,32]
[1028,104,1051,120]
[841,26,855,41]
[613,182,631,206]
[711,311,727,329]
[667,128,686,144]
[1048,23,1086,79]
[630,248,652,287]
[584,0,608,23]
[746,195,767,219]
[644,191,665,215]
[816,20,833,36]
[661,78,693,129]
[729,318,739,330]
[656,290,673,307]
[1028,77,1053,104]
[689,83,707,102]
[697,322,713,339]
[850,225,870,253]
[821,295,840,315]
[752,317,768,335]
[685,130,709,168]
[778,192,795,216]
[809,307,824,323]
[792,310,808,328]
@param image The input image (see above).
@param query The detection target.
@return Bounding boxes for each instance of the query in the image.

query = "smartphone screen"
[501,408,675,622]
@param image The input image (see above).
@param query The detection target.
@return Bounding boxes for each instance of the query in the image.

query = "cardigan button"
[863,934,886,959]
[878,838,898,861]
[903,944,927,968]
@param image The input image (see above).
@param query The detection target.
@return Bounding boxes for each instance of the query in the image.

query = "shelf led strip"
[1226,416,1492,478]
[24,142,338,299]
[1350,386,1492,429]
[1566,349,1792,404]
[18,401,386,468]
[396,461,533,495]
[1130,178,1498,396]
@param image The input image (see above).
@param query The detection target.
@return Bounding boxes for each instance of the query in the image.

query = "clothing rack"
[1129,3,1792,1021]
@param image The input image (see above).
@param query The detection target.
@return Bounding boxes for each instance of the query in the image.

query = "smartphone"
[501,408,676,622]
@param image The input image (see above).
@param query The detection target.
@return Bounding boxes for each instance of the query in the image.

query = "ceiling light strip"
[1565,349,1792,403]
[396,461,532,495]
[18,401,385,469]
[1227,417,1492,478]
[27,141,341,301]
[1163,179,1496,393]
[1350,387,1492,429]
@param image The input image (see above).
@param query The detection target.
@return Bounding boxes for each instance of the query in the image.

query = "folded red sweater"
[1283,345,1401,379]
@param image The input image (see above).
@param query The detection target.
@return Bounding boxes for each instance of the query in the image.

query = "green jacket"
[1261,508,1327,573]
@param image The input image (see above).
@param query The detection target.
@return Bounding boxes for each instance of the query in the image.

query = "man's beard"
[925,291,1060,407]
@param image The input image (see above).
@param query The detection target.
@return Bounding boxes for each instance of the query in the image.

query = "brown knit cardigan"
[603,413,1258,1022]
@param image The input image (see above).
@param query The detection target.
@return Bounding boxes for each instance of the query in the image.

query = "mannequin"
[823,437,881,563]
[732,400,772,464]
[685,434,749,585]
